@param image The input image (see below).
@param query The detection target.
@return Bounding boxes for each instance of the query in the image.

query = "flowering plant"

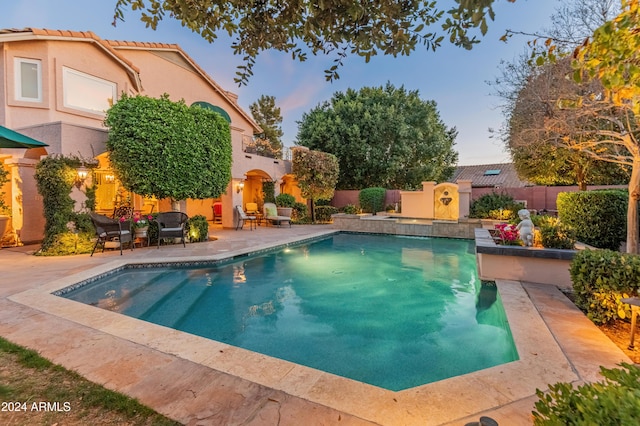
[494,223,522,246]
[132,214,153,229]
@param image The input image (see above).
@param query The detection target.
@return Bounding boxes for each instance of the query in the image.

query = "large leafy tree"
[507,57,630,189]
[292,147,339,222]
[491,0,627,189]
[105,94,232,202]
[569,0,640,253]
[249,95,284,158]
[113,0,509,84]
[296,83,457,190]
[509,0,640,252]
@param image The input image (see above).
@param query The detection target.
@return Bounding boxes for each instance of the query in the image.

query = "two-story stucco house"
[0,28,300,243]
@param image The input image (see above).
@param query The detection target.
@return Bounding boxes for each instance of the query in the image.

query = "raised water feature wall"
[331,214,483,239]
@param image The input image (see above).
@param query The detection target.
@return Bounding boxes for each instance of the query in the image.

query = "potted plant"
[131,213,153,240]
[275,193,295,218]
[0,166,11,244]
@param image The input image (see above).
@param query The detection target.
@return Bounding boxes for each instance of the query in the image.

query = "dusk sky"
[1,0,559,165]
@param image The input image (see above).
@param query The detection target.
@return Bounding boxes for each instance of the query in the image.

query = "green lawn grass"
[0,337,180,425]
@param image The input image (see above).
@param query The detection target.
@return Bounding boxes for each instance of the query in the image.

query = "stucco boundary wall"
[474,228,576,288]
[331,214,483,239]
[331,185,627,213]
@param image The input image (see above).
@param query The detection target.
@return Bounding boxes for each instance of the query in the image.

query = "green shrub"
[186,215,209,242]
[570,249,640,324]
[34,232,96,256]
[342,204,361,214]
[292,202,308,221]
[469,192,524,220]
[557,190,627,250]
[531,213,553,227]
[359,187,386,213]
[72,212,94,234]
[533,363,640,425]
[34,156,78,252]
[262,181,275,203]
[314,205,338,222]
[538,216,576,249]
[0,165,10,216]
[275,193,296,207]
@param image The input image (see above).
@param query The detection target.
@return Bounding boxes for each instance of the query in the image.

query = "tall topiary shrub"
[557,190,627,250]
[105,94,232,203]
[359,187,386,214]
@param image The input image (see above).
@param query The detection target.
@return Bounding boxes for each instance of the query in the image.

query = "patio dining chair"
[235,205,257,230]
[154,211,189,248]
[212,202,223,224]
[89,212,134,256]
[113,206,134,220]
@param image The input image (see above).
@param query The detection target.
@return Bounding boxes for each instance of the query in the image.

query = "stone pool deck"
[0,225,633,425]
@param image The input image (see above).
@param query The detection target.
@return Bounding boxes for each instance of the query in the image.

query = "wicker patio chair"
[154,211,189,248]
[89,212,134,256]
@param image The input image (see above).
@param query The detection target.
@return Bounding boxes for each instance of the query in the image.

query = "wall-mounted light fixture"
[75,166,88,188]
[237,181,245,193]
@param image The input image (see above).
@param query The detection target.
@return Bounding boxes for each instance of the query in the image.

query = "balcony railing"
[242,136,291,160]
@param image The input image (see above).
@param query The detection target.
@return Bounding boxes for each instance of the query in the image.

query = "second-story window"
[62,67,116,115]
[15,58,42,102]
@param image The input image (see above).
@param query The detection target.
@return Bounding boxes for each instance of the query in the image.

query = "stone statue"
[516,209,534,247]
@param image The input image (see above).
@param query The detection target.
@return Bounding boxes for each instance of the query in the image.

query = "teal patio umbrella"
[0,125,48,148]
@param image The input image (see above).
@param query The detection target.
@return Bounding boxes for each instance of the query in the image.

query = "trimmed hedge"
[314,205,338,222]
[557,189,627,250]
[469,192,524,220]
[342,204,361,214]
[359,187,386,213]
[570,249,640,324]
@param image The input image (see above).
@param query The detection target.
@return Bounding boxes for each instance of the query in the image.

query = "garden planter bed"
[475,228,577,288]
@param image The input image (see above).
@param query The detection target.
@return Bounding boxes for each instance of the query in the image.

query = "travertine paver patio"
[0,224,632,425]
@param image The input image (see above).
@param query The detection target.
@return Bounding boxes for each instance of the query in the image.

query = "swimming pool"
[60,233,518,391]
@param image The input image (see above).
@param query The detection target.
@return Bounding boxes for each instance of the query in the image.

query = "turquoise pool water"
[61,233,518,391]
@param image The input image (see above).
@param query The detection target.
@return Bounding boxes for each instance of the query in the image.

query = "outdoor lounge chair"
[263,202,291,227]
[89,212,134,256]
[235,205,257,230]
[154,211,189,248]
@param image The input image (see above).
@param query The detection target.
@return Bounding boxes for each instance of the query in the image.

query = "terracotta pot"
[135,226,149,238]
[276,207,293,217]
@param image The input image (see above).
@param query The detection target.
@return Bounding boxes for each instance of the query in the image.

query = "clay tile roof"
[106,39,262,133]
[450,163,533,188]
[0,28,142,89]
